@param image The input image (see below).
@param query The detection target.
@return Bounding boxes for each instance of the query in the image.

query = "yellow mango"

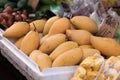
[48,18,71,36]
[30,19,46,33]
[66,30,92,45]
[70,23,77,30]
[14,36,24,49]
[43,16,60,35]
[20,31,40,55]
[79,45,93,49]
[37,53,52,71]
[52,48,83,67]
[50,41,79,61]
[40,34,48,45]
[70,16,98,33]
[3,22,30,38]
[29,50,42,63]
[90,36,120,56]
[39,33,67,54]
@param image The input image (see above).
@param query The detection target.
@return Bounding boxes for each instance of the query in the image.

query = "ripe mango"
[14,36,24,49]
[90,36,120,56]
[79,45,93,49]
[52,48,83,67]
[50,41,79,61]
[3,22,30,38]
[48,18,71,36]
[29,50,42,63]
[43,16,60,35]
[39,34,67,54]
[66,30,92,45]
[20,31,40,55]
[40,34,48,45]
[37,53,52,71]
[30,19,46,33]
[70,16,98,33]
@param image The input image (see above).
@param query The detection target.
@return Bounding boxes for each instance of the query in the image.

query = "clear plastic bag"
[107,8,120,43]
[98,56,120,80]
[108,8,120,23]
[90,2,106,29]
[71,54,105,80]
[69,0,106,28]
[70,0,106,17]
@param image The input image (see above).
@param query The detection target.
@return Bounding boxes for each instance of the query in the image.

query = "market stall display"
[0,0,120,80]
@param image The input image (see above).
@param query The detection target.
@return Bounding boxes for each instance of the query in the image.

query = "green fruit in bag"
[40,0,53,5]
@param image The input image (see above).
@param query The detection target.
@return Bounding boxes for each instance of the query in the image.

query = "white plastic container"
[0,29,77,80]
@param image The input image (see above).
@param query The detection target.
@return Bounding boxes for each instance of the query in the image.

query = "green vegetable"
[38,5,50,12]
[4,2,17,8]
[40,0,53,5]
[65,0,72,3]
[40,0,63,5]
[13,8,19,11]
[53,0,62,5]
[17,0,28,9]
[0,8,3,12]
[17,0,33,12]
[35,10,55,19]
[0,0,8,7]
[25,5,33,13]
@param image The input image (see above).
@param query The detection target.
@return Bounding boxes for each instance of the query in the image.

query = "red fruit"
[21,14,27,20]
[7,19,13,26]
[0,18,3,22]
[12,12,17,16]
[0,14,4,22]
[1,19,8,26]
[17,11,22,15]
[22,10,28,16]
[3,6,13,14]
[2,13,14,22]
[15,14,22,21]
[1,13,8,20]
[6,15,14,26]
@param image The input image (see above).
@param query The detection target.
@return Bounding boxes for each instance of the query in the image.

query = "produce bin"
[0,29,78,80]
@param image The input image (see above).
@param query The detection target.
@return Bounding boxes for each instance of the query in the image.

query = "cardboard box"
[0,29,77,80]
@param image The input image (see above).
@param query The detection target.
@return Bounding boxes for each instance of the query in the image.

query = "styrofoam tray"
[0,29,78,80]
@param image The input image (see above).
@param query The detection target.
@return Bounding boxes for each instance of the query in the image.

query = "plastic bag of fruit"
[71,54,120,80]
[71,53,105,80]
[98,56,120,80]
[90,2,106,28]
[50,0,106,18]
[69,0,106,17]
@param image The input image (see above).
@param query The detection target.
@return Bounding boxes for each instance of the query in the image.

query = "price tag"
[96,15,119,38]
[28,0,39,10]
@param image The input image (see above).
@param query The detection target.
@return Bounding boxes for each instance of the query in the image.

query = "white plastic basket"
[0,29,78,80]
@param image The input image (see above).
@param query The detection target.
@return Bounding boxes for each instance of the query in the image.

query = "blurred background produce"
[0,0,60,29]
[0,0,115,29]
